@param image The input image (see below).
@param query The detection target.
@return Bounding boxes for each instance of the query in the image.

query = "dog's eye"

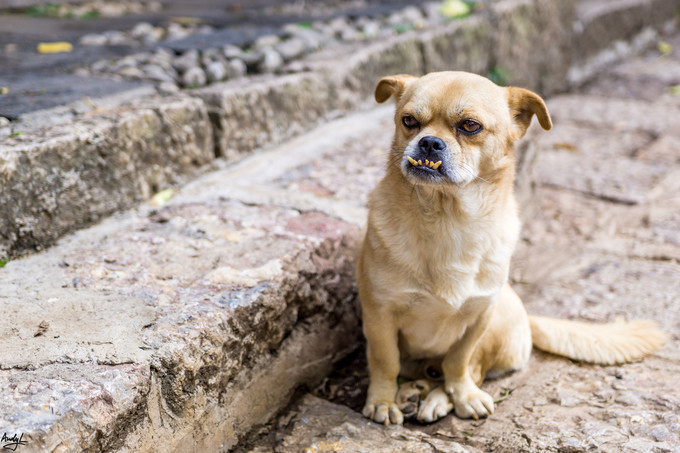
[402,115,420,129]
[459,120,482,135]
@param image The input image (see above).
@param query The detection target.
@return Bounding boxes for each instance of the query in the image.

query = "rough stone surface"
[0,95,213,258]
[0,107,392,452]
[420,15,493,76]
[247,395,481,453]
[491,0,575,94]
[299,32,424,111]
[194,73,331,159]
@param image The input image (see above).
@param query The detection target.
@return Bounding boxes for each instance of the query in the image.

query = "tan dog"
[356,71,667,425]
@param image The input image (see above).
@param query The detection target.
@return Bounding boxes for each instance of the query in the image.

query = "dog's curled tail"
[529,316,667,365]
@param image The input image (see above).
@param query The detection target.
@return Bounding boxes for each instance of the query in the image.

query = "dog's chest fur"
[366,182,519,358]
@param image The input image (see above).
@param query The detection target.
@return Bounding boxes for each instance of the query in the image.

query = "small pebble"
[173,49,199,74]
[252,34,281,51]
[79,33,108,46]
[182,66,207,87]
[275,38,307,61]
[223,44,244,60]
[257,48,283,73]
[226,59,247,78]
[142,64,174,83]
[205,61,227,82]
[157,82,179,95]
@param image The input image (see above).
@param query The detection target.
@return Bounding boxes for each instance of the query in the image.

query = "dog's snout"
[418,136,446,156]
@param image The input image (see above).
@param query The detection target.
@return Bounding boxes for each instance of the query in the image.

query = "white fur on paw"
[363,401,404,426]
[396,380,431,419]
[451,388,494,420]
[416,387,453,423]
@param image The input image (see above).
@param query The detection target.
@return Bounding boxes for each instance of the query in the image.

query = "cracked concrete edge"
[2,0,674,259]
[0,206,363,451]
[122,311,361,453]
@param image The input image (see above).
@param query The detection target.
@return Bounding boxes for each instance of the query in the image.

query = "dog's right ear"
[375,74,417,103]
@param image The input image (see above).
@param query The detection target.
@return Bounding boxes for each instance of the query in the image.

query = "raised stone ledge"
[194,73,331,160]
[2,0,675,258]
[0,196,360,452]
[0,95,213,258]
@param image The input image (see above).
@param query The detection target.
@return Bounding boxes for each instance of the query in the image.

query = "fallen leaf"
[669,85,680,96]
[150,188,176,206]
[440,0,471,18]
[169,16,202,25]
[34,320,50,337]
[658,41,672,56]
[0,87,8,95]
[37,42,73,53]
[494,386,515,403]
[554,142,579,152]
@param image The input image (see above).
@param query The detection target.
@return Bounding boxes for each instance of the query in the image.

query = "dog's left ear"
[507,87,552,139]
[375,74,417,103]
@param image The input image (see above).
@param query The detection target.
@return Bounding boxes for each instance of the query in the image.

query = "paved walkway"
[244,32,680,453]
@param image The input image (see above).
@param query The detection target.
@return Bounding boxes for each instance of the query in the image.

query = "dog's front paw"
[446,381,494,420]
[395,379,431,419]
[416,386,453,423]
[363,401,404,426]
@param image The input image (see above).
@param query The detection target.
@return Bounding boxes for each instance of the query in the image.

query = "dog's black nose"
[418,136,446,156]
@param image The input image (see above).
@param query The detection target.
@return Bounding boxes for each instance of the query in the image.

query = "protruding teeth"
[407,157,442,170]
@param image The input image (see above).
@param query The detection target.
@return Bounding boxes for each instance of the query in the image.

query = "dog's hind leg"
[470,283,532,385]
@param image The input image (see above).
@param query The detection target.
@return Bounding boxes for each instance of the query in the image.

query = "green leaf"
[488,66,509,86]
[658,41,673,56]
[394,23,415,34]
[440,0,471,19]
[150,188,176,206]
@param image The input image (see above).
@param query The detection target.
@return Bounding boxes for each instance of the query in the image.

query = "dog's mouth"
[406,156,442,170]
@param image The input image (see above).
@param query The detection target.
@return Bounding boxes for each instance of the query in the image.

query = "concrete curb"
[2,0,677,259]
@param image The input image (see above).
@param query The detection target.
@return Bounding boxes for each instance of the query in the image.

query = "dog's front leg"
[442,303,495,420]
[362,310,403,425]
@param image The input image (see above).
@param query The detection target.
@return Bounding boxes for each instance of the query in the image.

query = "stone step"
[3,0,676,261]
[0,107,393,452]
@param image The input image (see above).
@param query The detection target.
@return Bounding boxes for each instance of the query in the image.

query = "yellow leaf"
[37,42,73,54]
[0,87,8,95]
[150,189,176,206]
[169,16,202,25]
[669,85,680,96]
[440,0,471,18]
[657,41,672,56]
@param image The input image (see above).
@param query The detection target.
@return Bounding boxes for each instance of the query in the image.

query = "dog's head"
[376,71,551,188]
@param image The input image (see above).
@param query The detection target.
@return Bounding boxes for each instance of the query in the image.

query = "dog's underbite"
[356,71,667,426]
